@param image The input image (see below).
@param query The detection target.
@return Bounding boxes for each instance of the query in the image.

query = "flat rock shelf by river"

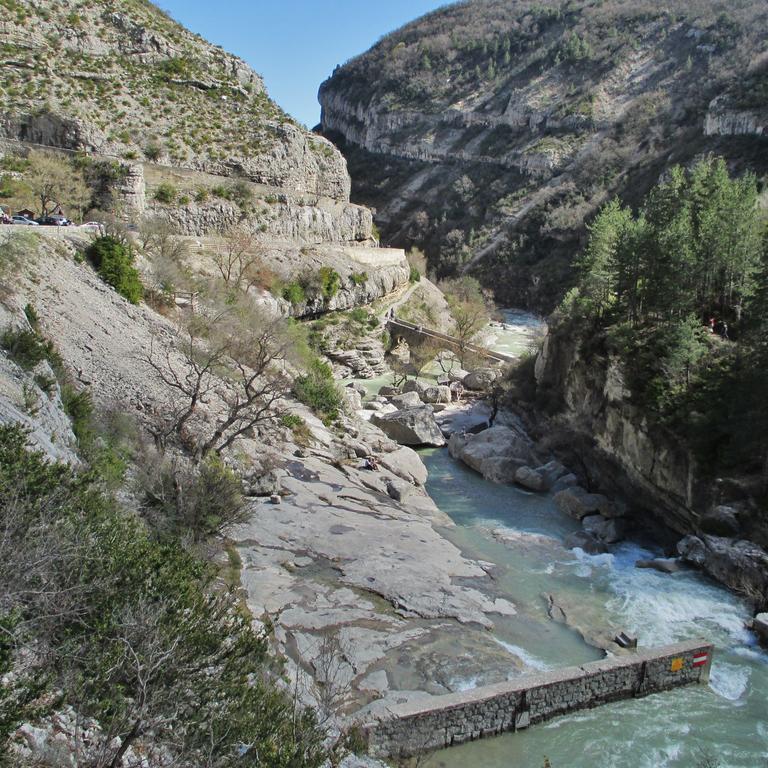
[408,310,768,768]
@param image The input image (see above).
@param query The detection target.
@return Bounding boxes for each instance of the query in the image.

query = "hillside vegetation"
[558,156,767,478]
[320,0,768,309]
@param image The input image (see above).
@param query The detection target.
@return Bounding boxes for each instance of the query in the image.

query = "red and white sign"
[693,652,709,668]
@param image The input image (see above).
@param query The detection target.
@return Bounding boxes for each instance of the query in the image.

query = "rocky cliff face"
[320,0,768,310]
[534,327,768,599]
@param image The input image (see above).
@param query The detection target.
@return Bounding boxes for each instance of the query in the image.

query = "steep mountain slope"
[320,0,768,310]
[1,0,346,197]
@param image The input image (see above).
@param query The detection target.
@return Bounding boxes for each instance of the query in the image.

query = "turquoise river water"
[412,312,768,768]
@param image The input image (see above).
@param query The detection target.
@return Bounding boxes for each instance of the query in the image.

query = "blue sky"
[160,0,450,127]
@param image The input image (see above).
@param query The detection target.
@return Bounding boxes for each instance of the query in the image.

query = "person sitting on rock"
[364,455,379,471]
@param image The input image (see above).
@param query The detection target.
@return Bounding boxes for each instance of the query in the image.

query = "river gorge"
[391,314,767,768]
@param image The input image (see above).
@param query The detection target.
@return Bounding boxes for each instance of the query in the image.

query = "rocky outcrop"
[704,94,767,138]
[370,407,446,447]
[0,300,78,464]
[448,425,537,483]
[677,535,768,601]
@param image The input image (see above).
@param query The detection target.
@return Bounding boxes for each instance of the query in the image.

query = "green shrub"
[409,265,422,283]
[293,359,341,423]
[319,266,341,302]
[154,182,177,204]
[144,141,162,161]
[142,456,244,541]
[350,271,368,286]
[281,281,306,305]
[1,328,57,370]
[0,424,326,766]
[86,236,143,304]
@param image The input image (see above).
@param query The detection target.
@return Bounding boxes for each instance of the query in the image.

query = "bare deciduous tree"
[211,225,271,294]
[144,300,294,461]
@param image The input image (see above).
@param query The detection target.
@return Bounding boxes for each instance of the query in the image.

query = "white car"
[11,216,39,226]
[80,221,105,230]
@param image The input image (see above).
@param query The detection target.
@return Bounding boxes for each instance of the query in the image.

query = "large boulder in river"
[677,535,768,598]
[753,614,768,647]
[448,426,536,483]
[514,466,546,492]
[389,391,422,409]
[514,460,570,492]
[370,406,446,447]
[463,368,500,391]
[378,385,401,397]
[554,486,613,520]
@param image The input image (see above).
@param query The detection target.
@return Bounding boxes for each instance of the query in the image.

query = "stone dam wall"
[363,640,714,758]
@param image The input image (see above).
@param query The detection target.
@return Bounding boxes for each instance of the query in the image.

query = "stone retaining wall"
[363,640,713,758]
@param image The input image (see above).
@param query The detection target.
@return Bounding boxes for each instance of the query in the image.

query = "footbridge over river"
[387,317,516,365]
[362,640,714,758]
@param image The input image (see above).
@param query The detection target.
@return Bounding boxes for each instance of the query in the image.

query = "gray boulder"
[564,530,608,555]
[402,379,429,396]
[448,426,536,483]
[389,391,422,409]
[370,406,446,447]
[514,466,546,492]
[555,486,613,520]
[379,446,428,486]
[342,387,363,412]
[378,385,401,397]
[582,514,626,544]
[386,478,416,503]
[463,368,500,391]
[422,385,452,404]
[551,472,579,493]
[514,460,570,492]
[346,382,367,397]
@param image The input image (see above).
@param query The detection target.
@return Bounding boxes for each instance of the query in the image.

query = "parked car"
[37,215,71,226]
[11,216,39,226]
[80,221,105,232]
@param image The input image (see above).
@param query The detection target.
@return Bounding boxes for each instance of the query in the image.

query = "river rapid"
[417,311,768,768]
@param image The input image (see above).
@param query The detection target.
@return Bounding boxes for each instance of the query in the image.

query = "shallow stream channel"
[409,312,767,768]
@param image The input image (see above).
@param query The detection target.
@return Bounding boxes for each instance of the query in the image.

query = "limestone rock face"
[448,425,536,483]
[0,0,352,202]
[370,406,446,447]
[700,506,741,537]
